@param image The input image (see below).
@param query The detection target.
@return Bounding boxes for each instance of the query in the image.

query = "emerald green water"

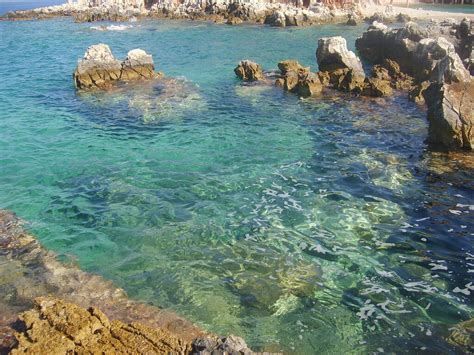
[0,18,473,353]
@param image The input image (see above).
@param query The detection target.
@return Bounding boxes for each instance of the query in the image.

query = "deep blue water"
[0,17,473,353]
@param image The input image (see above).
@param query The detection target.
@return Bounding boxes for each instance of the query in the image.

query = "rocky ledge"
[73,44,161,90]
[0,210,252,354]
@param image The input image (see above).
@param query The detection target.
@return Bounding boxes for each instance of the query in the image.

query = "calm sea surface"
[0,18,473,353]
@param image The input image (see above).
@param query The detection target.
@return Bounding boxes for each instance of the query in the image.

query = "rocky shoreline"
[234,18,473,151]
[0,210,253,354]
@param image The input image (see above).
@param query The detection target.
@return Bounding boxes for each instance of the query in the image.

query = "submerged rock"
[447,317,474,351]
[234,60,264,81]
[73,44,160,90]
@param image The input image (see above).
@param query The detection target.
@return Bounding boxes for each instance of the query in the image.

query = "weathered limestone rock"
[423,79,474,150]
[11,297,193,354]
[276,59,322,97]
[278,60,308,76]
[362,77,393,97]
[234,60,264,81]
[316,36,364,75]
[73,44,159,90]
[297,71,323,97]
[120,48,156,81]
[408,80,430,104]
[338,69,366,93]
[193,335,252,354]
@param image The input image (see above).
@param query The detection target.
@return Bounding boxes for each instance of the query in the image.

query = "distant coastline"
[0,0,64,15]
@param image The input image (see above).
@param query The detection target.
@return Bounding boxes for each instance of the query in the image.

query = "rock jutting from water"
[0,210,251,354]
[234,36,394,99]
[356,20,474,151]
[234,60,264,82]
[73,44,161,90]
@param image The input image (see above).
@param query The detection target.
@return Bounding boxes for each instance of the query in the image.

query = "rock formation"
[73,44,160,90]
[234,60,264,81]
[356,20,474,150]
[11,297,193,354]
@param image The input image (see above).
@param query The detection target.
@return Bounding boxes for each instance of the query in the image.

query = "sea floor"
[0,18,473,353]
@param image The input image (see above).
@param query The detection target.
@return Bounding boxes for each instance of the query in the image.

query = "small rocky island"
[73,44,161,90]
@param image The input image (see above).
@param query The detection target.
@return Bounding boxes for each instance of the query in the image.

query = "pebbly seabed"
[0,14,473,354]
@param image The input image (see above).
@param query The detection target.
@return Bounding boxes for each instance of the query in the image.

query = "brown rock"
[284,71,299,92]
[338,69,366,93]
[408,80,430,104]
[362,78,393,97]
[73,44,159,90]
[278,60,309,76]
[447,317,474,351]
[424,80,474,150]
[297,72,323,97]
[226,16,243,25]
[234,60,264,81]
[11,297,193,354]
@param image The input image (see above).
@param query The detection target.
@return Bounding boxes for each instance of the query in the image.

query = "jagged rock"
[297,71,323,97]
[10,297,193,354]
[362,77,393,97]
[192,335,251,354]
[234,60,264,81]
[424,79,474,150]
[283,70,299,91]
[338,69,366,93]
[413,37,470,83]
[265,10,286,27]
[73,44,159,90]
[278,60,309,75]
[409,80,430,104]
[316,36,365,75]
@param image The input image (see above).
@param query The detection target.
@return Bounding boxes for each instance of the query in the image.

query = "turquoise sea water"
[0,18,473,353]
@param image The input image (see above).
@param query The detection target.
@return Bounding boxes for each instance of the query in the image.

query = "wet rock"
[362,77,393,97]
[297,71,323,97]
[192,335,251,354]
[408,80,430,104]
[423,79,474,150]
[316,36,365,75]
[338,69,366,93]
[364,12,393,24]
[234,60,264,81]
[447,317,474,351]
[265,10,286,27]
[73,44,159,90]
[120,49,156,81]
[278,59,308,76]
[10,297,193,354]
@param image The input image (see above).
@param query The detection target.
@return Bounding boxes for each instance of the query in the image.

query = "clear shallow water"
[0,18,473,353]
